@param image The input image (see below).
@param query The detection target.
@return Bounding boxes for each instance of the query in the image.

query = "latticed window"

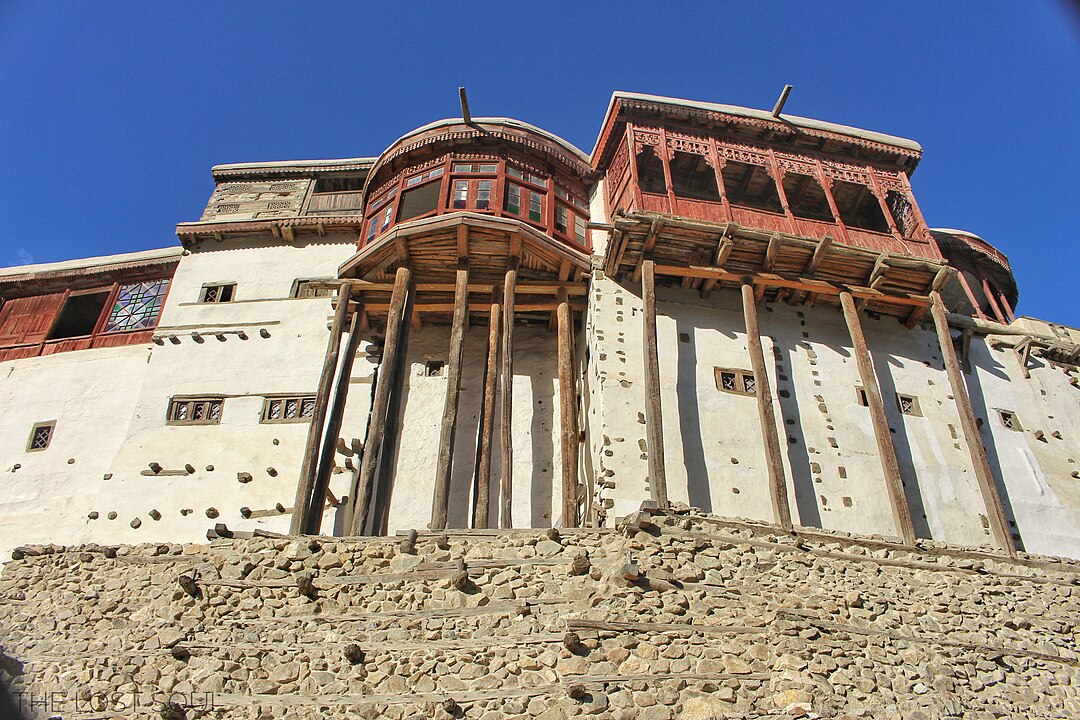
[715,368,755,396]
[200,283,235,304]
[168,398,224,425]
[998,410,1021,431]
[27,422,54,451]
[103,279,169,332]
[896,394,921,416]
[262,396,316,423]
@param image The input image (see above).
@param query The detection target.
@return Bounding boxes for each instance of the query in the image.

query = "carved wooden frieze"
[606,135,631,204]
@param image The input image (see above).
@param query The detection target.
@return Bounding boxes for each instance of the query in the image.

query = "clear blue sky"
[1,2,1077,324]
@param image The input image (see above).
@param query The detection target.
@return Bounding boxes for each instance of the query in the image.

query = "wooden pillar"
[708,139,734,223]
[867,170,905,245]
[348,267,411,535]
[499,262,517,528]
[473,298,501,528]
[998,292,1016,323]
[431,268,469,531]
[955,270,987,320]
[982,277,1007,325]
[930,291,1017,557]
[839,291,916,545]
[306,302,365,534]
[291,283,351,535]
[813,159,851,245]
[641,260,669,507]
[767,150,799,235]
[557,288,580,527]
[370,288,414,537]
[741,282,792,531]
[658,127,676,212]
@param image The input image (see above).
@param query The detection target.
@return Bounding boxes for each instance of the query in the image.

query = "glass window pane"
[505,184,521,215]
[555,205,568,233]
[381,206,393,230]
[478,164,497,173]
[528,191,543,222]
[507,166,523,179]
[477,180,491,210]
[453,180,469,209]
[574,215,587,244]
[104,279,170,332]
[453,163,473,173]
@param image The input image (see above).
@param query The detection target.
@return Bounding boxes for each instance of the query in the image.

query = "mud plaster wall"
[0,512,1077,720]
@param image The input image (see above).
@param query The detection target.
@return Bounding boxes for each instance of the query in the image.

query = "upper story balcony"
[354,118,594,257]
[595,93,942,261]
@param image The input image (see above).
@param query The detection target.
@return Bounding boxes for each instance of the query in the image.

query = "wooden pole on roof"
[930,291,1017,557]
[348,266,411,535]
[556,287,580,527]
[641,260,669,507]
[306,300,365,534]
[499,260,518,528]
[741,281,792,531]
[291,283,351,535]
[431,267,469,531]
[473,293,501,528]
[839,291,916,545]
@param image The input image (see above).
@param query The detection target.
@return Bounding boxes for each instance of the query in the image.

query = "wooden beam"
[930,292,1017,557]
[631,218,662,283]
[701,227,735,298]
[840,291,916,545]
[763,233,783,272]
[431,268,469,531]
[473,299,501,529]
[557,288,580,528]
[456,223,469,262]
[653,264,932,309]
[306,301,365,534]
[641,260,668,507]
[291,284,351,535]
[499,262,517,528]
[741,283,792,531]
[360,300,585,314]
[347,281,587,296]
[803,234,833,276]
[906,265,951,328]
[348,267,411,535]
[855,254,890,312]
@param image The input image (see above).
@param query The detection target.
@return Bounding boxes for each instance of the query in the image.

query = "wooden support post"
[306,302,364,534]
[930,292,1017,557]
[839,291,916,545]
[431,268,469,531]
[557,288,580,527]
[998,292,1016,323]
[741,282,792,531]
[641,260,669,507]
[348,267,411,535]
[982,277,1007,325]
[291,284,351,535]
[370,288,414,536]
[473,298,501,529]
[499,263,517,528]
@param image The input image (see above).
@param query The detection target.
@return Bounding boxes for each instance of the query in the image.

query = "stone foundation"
[1,511,1078,719]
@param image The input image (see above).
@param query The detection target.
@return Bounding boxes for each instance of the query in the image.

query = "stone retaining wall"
[1,511,1078,719]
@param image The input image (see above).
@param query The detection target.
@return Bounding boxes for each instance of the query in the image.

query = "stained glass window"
[104,279,169,332]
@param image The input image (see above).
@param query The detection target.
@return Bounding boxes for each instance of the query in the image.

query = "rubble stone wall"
[1,511,1078,719]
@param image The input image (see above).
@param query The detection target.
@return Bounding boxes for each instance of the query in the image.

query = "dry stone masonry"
[1,508,1077,719]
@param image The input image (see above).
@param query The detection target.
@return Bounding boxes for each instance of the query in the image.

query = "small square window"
[27,422,54,451]
[168,398,224,425]
[424,360,445,377]
[998,410,1022,431]
[200,283,235,303]
[896,394,921,417]
[293,280,337,299]
[261,396,316,423]
[715,368,755,396]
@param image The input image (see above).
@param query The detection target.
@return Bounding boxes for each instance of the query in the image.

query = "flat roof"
[592,91,923,157]
[0,246,182,279]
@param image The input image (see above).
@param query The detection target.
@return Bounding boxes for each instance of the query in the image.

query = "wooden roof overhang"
[362,118,593,205]
[175,216,366,249]
[592,93,923,177]
[606,211,954,327]
[0,251,181,299]
[338,212,591,329]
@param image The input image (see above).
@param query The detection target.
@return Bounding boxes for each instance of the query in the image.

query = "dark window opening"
[896,394,921,417]
[48,292,110,340]
[886,190,917,237]
[424,360,445,377]
[670,151,720,201]
[715,367,755,396]
[721,161,783,214]
[200,284,235,304]
[855,387,868,406]
[832,180,890,233]
[28,422,54,451]
[313,176,364,193]
[636,147,667,194]
[397,181,442,222]
[998,410,1021,431]
[782,173,834,221]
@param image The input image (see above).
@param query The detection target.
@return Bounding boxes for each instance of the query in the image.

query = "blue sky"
[1,2,1077,324]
